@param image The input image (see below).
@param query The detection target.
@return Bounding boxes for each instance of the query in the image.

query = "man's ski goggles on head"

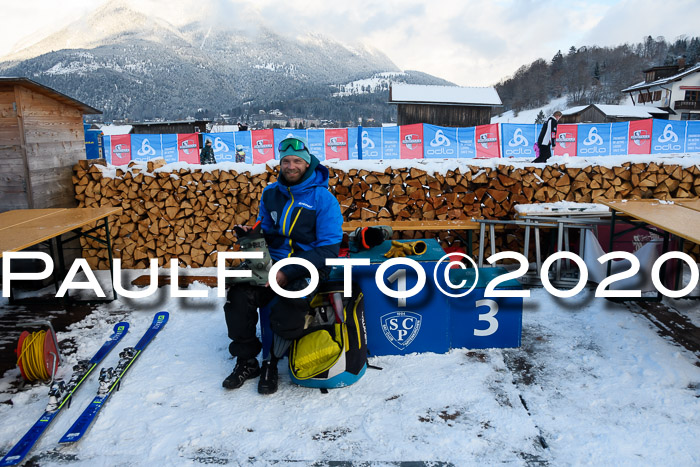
[278,138,308,153]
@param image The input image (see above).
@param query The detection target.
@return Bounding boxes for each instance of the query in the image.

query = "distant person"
[533,111,562,163]
[235,144,246,163]
[200,139,216,165]
[237,122,249,131]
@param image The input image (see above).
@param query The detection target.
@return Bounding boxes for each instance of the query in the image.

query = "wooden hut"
[559,104,668,124]
[0,77,101,213]
[389,84,502,127]
[130,119,210,135]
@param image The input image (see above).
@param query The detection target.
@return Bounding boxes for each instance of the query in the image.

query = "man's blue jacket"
[258,154,343,281]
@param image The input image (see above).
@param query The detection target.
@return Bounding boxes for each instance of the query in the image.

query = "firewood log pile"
[72,160,700,269]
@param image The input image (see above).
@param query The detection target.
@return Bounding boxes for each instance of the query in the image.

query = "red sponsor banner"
[111,134,132,165]
[324,128,349,160]
[553,124,578,157]
[475,124,500,158]
[252,129,275,164]
[399,124,424,159]
[177,133,200,163]
[628,119,653,155]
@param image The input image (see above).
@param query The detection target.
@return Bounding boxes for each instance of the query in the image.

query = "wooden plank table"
[599,200,700,245]
[675,199,700,214]
[599,199,700,298]
[0,207,122,301]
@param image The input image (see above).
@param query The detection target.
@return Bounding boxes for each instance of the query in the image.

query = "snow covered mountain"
[0,0,451,121]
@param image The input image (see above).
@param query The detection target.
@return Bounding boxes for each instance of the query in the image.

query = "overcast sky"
[1,0,698,86]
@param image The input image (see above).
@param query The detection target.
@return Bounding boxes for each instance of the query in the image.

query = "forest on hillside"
[496,35,700,115]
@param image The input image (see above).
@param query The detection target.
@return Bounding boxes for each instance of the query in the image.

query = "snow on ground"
[1,269,699,465]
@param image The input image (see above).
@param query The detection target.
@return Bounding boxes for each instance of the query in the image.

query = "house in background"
[560,104,668,124]
[389,84,502,127]
[0,77,101,213]
[622,61,700,121]
[130,119,210,134]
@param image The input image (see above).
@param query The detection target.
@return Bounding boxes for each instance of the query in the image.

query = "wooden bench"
[344,219,490,258]
[342,219,481,232]
[131,220,494,287]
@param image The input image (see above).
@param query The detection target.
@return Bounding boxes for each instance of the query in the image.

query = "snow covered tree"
[535,110,546,124]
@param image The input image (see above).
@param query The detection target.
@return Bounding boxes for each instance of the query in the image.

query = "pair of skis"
[0,311,168,466]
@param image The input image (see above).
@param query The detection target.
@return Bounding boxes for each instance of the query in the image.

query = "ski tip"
[113,321,129,335]
[153,311,169,325]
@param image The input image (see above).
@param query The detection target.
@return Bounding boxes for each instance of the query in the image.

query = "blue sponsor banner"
[131,134,161,162]
[359,127,383,160]
[381,126,400,159]
[501,124,536,158]
[686,121,700,153]
[103,136,112,164]
[203,132,236,162]
[307,129,326,160]
[651,119,687,154]
[233,131,253,163]
[456,127,476,158]
[161,134,179,164]
[610,122,629,156]
[273,129,307,160]
[423,124,458,159]
[347,127,359,159]
[577,124,611,157]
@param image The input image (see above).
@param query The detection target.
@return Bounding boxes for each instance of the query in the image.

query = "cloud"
[2,0,699,87]
[582,0,700,47]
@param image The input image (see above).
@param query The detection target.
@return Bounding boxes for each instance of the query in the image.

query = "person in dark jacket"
[222,136,343,395]
[533,111,562,163]
[235,144,246,163]
[200,139,216,165]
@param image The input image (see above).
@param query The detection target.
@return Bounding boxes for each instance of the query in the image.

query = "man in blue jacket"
[223,137,343,394]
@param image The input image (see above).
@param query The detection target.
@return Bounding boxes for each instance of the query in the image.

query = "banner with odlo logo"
[102,119,700,165]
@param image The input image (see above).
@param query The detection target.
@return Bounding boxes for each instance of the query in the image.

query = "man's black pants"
[532,144,552,163]
[223,279,313,360]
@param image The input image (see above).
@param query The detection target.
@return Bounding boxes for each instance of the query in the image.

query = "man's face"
[281,155,309,184]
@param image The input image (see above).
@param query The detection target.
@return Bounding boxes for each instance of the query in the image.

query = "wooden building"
[0,77,101,213]
[389,84,502,127]
[622,62,700,121]
[559,104,668,124]
[130,119,210,135]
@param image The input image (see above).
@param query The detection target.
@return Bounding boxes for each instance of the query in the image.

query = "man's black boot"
[222,358,260,389]
[258,360,278,395]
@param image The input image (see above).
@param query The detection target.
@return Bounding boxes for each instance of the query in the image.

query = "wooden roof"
[0,77,102,114]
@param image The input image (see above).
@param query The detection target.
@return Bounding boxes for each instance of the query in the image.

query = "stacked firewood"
[73,160,700,269]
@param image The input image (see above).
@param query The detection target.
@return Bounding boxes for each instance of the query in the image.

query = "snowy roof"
[562,105,588,116]
[210,124,239,133]
[99,124,133,135]
[594,104,667,117]
[563,104,667,118]
[622,63,700,92]
[390,83,502,106]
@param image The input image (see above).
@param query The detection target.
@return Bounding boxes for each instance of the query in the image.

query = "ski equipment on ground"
[58,311,169,444]
[0,321,129,467]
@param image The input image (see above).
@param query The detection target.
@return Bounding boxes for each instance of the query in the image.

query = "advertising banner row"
[103,119,700,165]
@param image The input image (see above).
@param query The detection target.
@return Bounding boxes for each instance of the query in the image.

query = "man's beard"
[282,169,302,184]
